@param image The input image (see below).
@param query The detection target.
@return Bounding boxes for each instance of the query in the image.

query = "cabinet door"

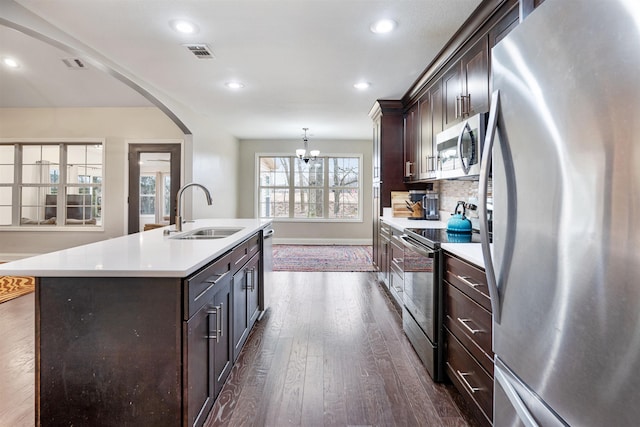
[232,266,249,362]
[212,279,232,396]
[246,253,261,328]
[372,117,381,181]
[185,302,216,427]
[418,91,431,179]
[432,81,444,173]
[442,63,462,128]
[403,104,419,181]
[462,37,489,116]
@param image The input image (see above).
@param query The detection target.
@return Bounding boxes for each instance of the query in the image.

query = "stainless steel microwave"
[436,112,487,179]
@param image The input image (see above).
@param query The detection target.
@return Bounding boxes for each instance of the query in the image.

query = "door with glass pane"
[128,144,180,234]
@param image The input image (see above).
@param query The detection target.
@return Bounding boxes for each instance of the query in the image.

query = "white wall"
[0,107,185,257]
[238,138,372,245]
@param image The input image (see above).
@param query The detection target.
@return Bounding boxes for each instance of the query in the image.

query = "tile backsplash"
[439,178,492,224]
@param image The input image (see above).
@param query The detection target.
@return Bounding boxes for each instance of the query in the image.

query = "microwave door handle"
[458,121,472,174]
[479,90,502,323]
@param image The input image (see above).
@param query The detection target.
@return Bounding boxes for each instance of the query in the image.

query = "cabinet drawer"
[232,232,261,272]
[246,232,261,260]
[445,282,493,375]
[445,329,493,425]
[444,254,490,311]
[184,252,232,320]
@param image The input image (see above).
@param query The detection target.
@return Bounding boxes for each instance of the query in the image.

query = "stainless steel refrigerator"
[478,0,640,425]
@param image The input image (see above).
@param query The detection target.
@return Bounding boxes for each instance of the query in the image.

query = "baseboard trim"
[273,238,372,246]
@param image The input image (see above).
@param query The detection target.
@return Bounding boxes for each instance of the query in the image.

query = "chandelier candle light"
[296,127,320,163]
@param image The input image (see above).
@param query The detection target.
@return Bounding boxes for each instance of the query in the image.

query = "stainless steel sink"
[170,226,244,240]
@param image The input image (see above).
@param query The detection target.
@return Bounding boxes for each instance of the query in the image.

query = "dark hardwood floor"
[0,272,473,426]
[205,272,471,427]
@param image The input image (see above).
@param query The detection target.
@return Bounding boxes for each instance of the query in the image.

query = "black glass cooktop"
[404,228,484,248]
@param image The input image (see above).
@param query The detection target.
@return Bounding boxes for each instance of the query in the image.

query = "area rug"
[272,245,375,272]
[0,276,35,304]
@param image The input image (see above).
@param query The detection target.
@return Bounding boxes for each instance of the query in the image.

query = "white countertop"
[381,214,486,269]
[0,218,272,278]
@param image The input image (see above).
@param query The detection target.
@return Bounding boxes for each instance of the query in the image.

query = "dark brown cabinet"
[443,37,490,128]
[36,229,265,427]
[185,254,233,427]
[379,221,391,287]
[370,100,404,271]
[443,253,493,427]
[403,103,419,181]
[388,229,405,308]
[232,232,261,362]
[418,80,443,180]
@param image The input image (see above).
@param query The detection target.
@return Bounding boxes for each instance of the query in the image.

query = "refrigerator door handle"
[479,90,502,323]
[495,363,540,427]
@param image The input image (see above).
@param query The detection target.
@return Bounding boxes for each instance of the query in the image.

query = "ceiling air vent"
[183,44,215,59]
[62,58,87,69]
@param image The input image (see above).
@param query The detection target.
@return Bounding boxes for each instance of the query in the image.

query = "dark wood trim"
[127,143,181,234]
[368,99,404,120]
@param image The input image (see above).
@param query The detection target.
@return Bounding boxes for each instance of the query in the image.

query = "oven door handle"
[399,235,435,258]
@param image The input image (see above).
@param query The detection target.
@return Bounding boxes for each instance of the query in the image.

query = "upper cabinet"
[443,37,490,129]
[403,103,419,181]
[418,80,442,181]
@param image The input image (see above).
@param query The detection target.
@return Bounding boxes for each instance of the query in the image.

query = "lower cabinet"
[185,232,262,426]
[232,252,260,361]
[443,252,493,427]
[388,229,405,308]
[185,267,232,427]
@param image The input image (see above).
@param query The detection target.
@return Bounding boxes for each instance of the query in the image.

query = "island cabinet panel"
[37,276,183,426]
[35,229,265,427]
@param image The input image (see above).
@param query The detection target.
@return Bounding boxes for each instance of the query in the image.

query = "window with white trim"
[258,155,361,220]
[0,142,103,228]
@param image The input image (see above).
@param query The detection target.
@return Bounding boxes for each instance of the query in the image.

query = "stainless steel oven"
[399,232,444,382]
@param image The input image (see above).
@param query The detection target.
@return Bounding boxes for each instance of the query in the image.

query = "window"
[258,155,361,221]
[0,141,104,228]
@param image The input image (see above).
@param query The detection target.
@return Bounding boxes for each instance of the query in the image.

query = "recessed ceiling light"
[354,82,371,90]
[370,19,397,34]
[225,81,245,90]
[2,57,19,68]
[170,19,198,34]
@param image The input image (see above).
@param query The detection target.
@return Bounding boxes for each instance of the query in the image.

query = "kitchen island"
[0,218,272,427]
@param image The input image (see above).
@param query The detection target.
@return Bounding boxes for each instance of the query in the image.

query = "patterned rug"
[272,245,375,272]
[0,276,35,304]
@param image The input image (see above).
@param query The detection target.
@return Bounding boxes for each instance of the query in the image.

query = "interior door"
[128,143,181,234]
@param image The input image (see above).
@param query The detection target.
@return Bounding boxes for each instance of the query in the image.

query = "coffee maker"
[422,192,439,220]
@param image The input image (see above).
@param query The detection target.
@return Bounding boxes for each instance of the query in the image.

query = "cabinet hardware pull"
[204,270,229,285]
[205,304,223,342]
[455,95,461,119]
[457,317,483,335]
[405,161,413,177]
[456,370,481,393]
[205,305,221,342]
[218,303,224,339]
[456,274,480,288]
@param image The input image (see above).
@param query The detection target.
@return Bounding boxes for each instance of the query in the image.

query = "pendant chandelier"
[296,127,319,163]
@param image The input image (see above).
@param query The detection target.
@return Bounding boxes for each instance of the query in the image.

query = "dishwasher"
[260,224,274,318]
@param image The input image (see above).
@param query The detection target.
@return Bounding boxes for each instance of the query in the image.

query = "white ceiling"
[1,0,481,140]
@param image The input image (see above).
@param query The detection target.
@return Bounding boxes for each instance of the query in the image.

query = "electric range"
[404,228,483,249]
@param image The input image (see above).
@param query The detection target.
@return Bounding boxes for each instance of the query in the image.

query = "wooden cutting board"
[391,191,412,217]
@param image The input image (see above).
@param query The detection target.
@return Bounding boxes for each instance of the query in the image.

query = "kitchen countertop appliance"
[480,1,640,424]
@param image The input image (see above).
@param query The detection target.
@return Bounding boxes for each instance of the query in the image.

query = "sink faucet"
[175,183,213,232]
